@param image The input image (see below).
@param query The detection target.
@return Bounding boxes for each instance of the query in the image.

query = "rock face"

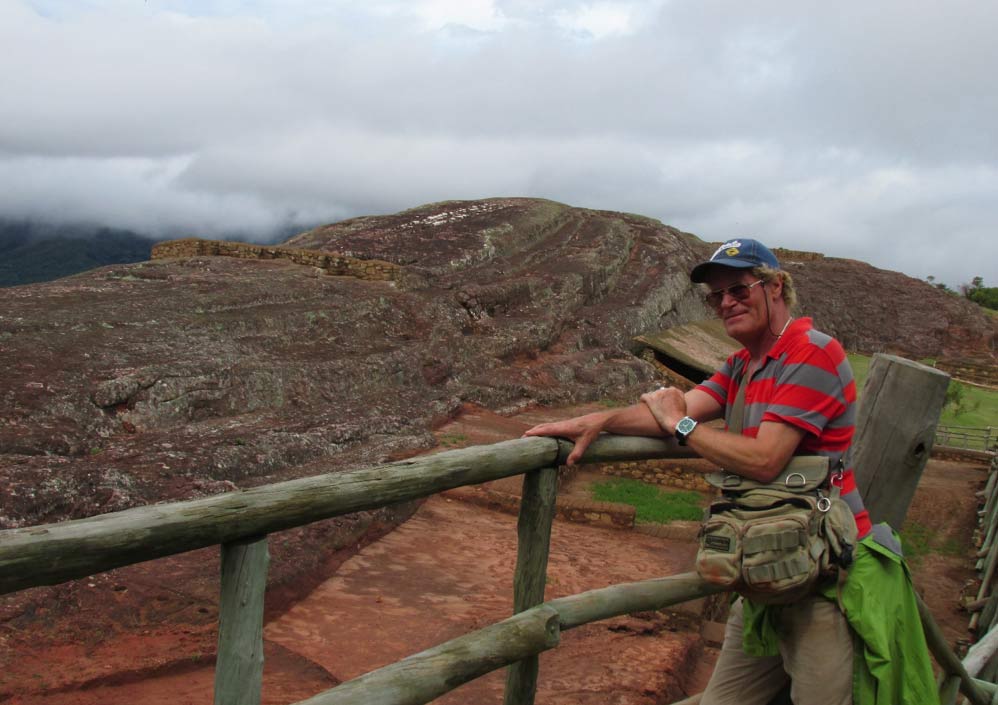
[775,248,997,361]
[0,198,709,530]
[3,200,994,530]
[0,198,712,695]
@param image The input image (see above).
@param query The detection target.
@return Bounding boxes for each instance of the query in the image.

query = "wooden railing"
[0,354,990,705]
[936,452,998,705]
[0,433,704,704]
[936,424,997,454]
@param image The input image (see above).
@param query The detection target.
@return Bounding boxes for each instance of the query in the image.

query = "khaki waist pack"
[695,456,858,604]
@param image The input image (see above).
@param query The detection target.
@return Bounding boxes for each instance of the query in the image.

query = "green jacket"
[742,529,939,705]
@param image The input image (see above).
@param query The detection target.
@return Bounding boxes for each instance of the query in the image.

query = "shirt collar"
[765,316,812,361]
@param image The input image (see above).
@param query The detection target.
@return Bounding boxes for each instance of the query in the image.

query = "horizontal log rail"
[546,572,717,630]
[0,434,690,596]
[295,573,722,705]
[298,606,563,705]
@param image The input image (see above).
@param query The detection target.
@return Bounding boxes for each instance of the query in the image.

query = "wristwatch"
[674,416,698,446]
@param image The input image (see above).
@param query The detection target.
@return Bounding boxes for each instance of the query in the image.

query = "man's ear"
[769,276,784,301]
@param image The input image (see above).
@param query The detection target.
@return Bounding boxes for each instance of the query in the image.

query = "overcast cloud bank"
[2,0,996,285]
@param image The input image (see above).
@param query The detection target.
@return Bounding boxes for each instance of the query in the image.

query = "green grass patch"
[437,432,468,448]
[937,380,998,428]
[848,352,997,428]
[591,477,705,524]
[847,352,871,391]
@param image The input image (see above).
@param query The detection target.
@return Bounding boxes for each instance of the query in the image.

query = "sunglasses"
[705,279,765,309]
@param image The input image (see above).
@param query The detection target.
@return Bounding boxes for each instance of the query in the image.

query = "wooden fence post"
[214,535,270,705]
[504,466,559,705]
[843,355,996,704]
[852,354,951,529]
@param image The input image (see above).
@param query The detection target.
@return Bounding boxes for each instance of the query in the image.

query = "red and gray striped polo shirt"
[696,317,873,539]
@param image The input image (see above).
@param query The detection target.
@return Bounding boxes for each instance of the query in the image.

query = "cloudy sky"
[2,0,996,286]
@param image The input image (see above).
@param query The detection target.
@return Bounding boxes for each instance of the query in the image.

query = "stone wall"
[556,497,637,529]
[931,446,995,466]
[771,247,827,263]
[585,458,720,492]
[442,484,636,530]
[444,458,717,535]
[151,238,403,283]
[936,359,998,388]
[704,243,827,264]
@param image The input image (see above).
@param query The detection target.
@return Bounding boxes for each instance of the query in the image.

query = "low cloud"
[1,0,996,285]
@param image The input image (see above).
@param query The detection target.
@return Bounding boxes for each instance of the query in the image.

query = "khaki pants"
[701,596,854,705]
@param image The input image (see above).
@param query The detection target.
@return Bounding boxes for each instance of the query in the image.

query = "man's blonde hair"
[753,265,798,310]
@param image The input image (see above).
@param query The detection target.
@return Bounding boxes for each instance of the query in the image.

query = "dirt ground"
[904,459,984,648]
[0,406,988,704]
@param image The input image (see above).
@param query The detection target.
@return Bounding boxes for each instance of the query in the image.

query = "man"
[525,239,936,705]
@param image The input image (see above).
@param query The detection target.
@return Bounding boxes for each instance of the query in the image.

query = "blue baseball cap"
[690,238,781,283]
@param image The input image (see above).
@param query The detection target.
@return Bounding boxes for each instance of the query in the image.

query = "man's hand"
[639,386,687,435]
[522,415,605,465]
[522,390,720,466]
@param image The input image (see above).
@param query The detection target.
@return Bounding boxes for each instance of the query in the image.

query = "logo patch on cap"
[711,240,742,260]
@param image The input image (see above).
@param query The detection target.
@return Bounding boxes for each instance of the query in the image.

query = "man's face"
[703,267,772,343]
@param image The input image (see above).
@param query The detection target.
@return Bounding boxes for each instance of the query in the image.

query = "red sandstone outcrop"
[0,198,993,698]
[3,195,993,534]
[1,199,710,533]
[777,251,997,360]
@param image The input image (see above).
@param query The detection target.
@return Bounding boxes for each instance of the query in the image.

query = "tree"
[961,276,998,311]
[925,275,953,293]
[945,381,980,419]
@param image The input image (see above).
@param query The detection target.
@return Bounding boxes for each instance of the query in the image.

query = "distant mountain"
[0,221,157,287]
[0,221,301,287]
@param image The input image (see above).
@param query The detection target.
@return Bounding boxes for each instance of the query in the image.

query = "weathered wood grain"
[548,572,723,631]
[214,536,269,705]
[297,574,719,705]
[917,594,991,705]
[977,542,998,630]
[504,466,558,705]
[963,621,998,680]
[853,354,950,529]
[556,434,696,466]
[296,606,561,705]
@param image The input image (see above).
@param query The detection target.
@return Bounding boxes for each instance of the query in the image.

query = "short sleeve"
[760,344,854,436]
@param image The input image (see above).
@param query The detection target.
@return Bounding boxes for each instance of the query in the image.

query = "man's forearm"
[685,422,805,482]
[595,403,668,437]
[685,425,776,480]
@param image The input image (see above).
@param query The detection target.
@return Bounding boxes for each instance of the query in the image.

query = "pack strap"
[836,565,849,617]
[745,554,811,582]
[743,530,807,555]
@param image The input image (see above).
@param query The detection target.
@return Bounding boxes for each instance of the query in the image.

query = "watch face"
[677,417,696,435]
